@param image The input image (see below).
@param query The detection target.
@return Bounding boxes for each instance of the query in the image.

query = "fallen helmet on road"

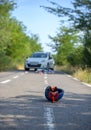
[45,86,64,103]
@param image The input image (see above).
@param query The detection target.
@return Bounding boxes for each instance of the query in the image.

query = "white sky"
[12,0,73,52]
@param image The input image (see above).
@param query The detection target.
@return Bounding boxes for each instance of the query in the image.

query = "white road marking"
[44,73,49,85]
[73,77,79,81]
[1,79,11,84]
[44,76,47,79]
[82,82,91,88]
[13,75,19,79]
[45,79,49,85]
[44,107,55,130]
[0,73,25,84]
[66,73,91,88]
[67,75,72,78]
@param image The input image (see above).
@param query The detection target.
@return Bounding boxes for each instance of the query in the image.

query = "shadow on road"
[0,92,91,130]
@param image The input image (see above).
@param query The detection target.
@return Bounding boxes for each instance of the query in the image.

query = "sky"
[12,0,73,52]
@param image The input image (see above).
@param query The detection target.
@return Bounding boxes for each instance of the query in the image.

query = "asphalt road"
[0,70,91,130]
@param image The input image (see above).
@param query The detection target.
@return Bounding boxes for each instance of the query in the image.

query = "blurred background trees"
[0,0,42,71]
[42,0,91,68]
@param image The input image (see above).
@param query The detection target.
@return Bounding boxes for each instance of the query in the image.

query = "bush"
[0,53,12,71]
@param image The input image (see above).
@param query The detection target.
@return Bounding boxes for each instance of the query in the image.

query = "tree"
[0,0,16,52]
[0,0,16,16]
[83,31,91,67]
[29,34,42,53]
[48,26,82,65]
[3,18,42,65]
[0,0,42,70]
[0,0,16,70]
[42,0,91,30]
[42,0,91,67]
[67,45,84,67]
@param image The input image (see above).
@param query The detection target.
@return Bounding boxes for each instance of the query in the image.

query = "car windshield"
[31,53,47,58]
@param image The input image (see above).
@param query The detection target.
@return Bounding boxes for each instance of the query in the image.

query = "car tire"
[50,68,54,71]
[34,68,37,71]
[25,67,29,71]
[47,63,50,70]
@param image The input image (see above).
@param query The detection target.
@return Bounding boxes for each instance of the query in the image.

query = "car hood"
[26,57,47,62]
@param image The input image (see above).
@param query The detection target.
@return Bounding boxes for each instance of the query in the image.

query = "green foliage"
[42,0,91,31]
[0,0,42,71]
[42,0,91,68]
[83,31,91,67]
[49,26,82,65]
[67,45,84,66]
[0,52,12,71]
[29,34,42,53]
[0,0,16,16]
[72,0,91,31]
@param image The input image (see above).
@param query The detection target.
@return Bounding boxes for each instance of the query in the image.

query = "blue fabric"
[45,86,64,102]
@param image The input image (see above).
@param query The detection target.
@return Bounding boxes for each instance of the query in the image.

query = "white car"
[24,52,55,71]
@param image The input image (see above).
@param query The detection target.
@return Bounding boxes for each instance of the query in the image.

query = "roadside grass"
[16,64,24,70]
[73,69,91,84]
[55,65,75,74]
[0,63,24,72]
[55,65,91,84]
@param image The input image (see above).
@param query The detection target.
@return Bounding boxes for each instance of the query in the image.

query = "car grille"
[27,63,41,67]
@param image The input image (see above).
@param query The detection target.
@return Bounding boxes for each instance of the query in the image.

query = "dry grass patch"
[73,69,91,84]
[55,65,91,84]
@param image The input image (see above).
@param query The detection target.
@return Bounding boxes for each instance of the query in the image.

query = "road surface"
[0,70,91,130]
